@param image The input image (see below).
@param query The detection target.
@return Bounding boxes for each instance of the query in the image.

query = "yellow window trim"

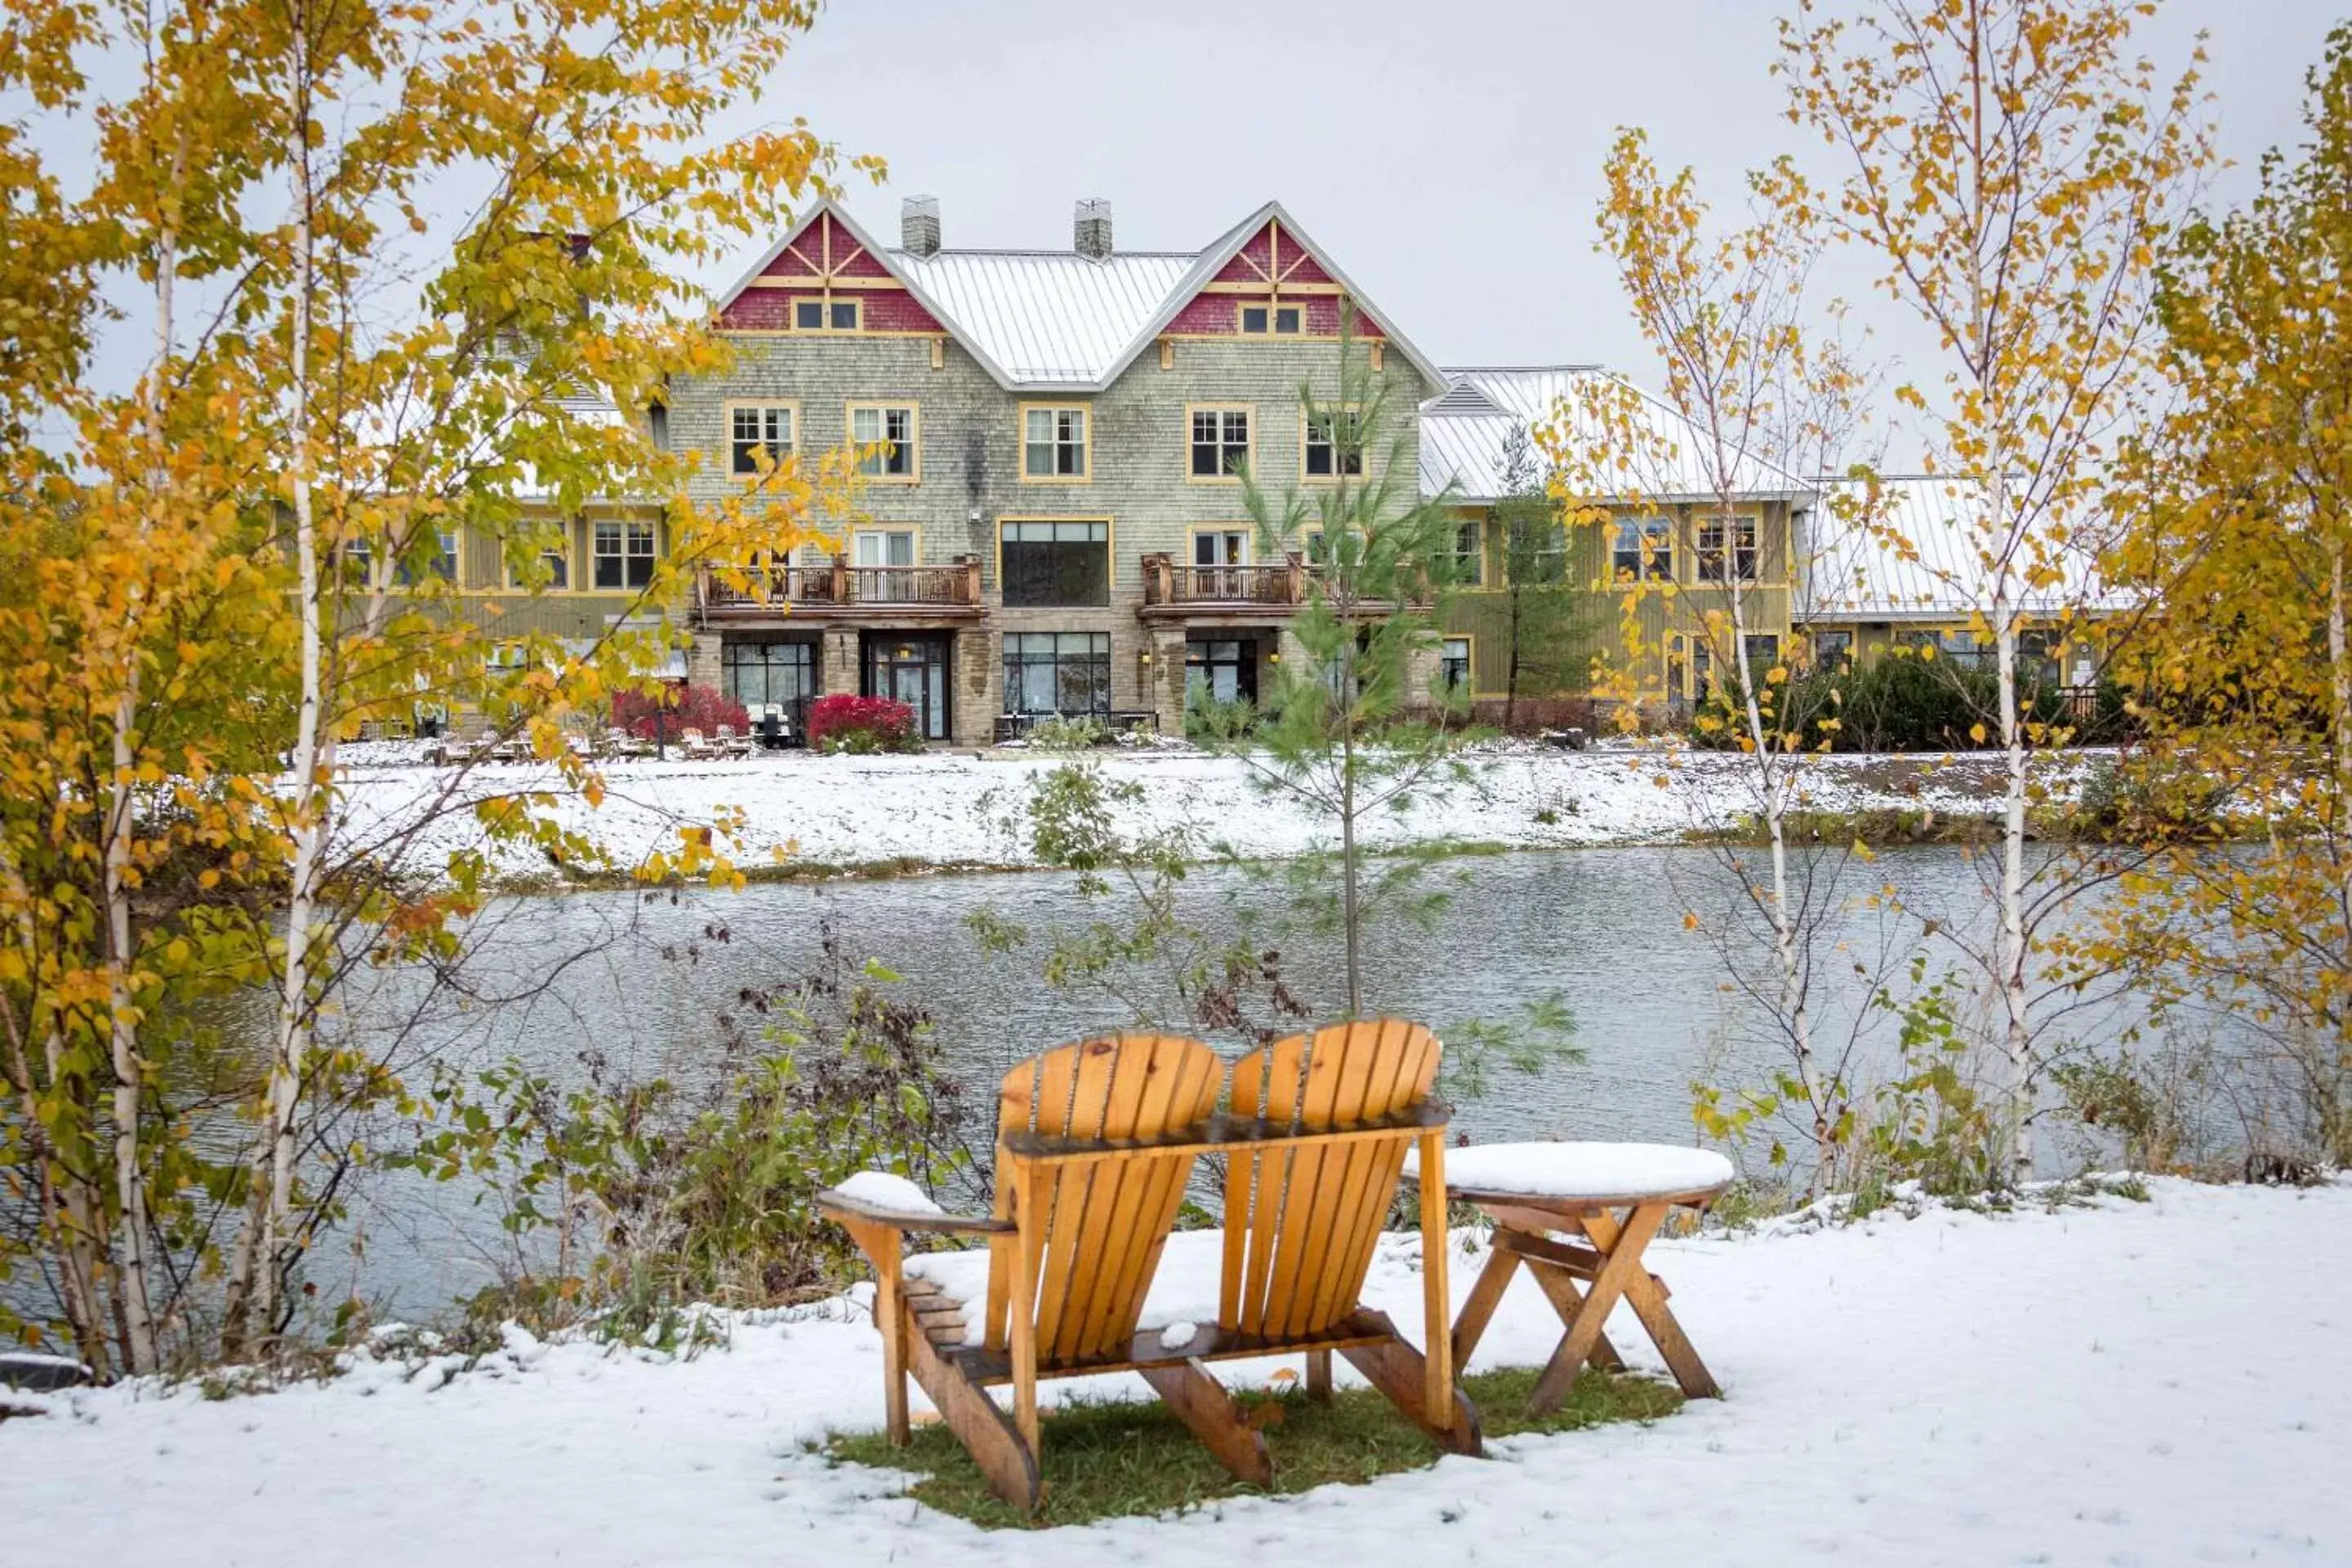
[1298,402,1365,486]
[1236,299,1307,336]
[993,514,1116,597]
[1017,401,1093,485]
[1184,401,1256,485]
[724,398,802,483]
[844,399,921,485]
[791,295,862,333]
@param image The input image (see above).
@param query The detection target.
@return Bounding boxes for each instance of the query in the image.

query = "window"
[1742,634,1781,675]
[1451,521,1484,586]
[647,403,670,452]
[1899,628,1990,669]
[1697,514,1760,583]
[730,405,795,476]
[1809,629,1854,671]
[849,403,918,480]
[508,536,569,591]
[794,297,859,332]
[1303,408,1363,479]
[1000,519,1109,608]
[1612,516,1673,581]
[1002,631,1111,717]
[397,529,458,586]
[593,520,657,590]
[1022,405,1089,480]
[1440,636,1472,695]
[1190,408,1251,479]
[1240,301,1303,335]
[1187,638,1257,706]
[723,639,817,733]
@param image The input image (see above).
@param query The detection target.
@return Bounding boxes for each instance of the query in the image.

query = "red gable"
[1167,217,1382,339]
[716,209,944,334]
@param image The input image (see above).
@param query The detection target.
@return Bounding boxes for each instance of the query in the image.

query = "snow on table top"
[1404,1141,1735,1200]
[906,1228,1226,1347]
[831,1170,942,1216]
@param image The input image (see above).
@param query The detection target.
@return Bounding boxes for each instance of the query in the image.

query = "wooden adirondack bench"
[817,1021,1481,1514]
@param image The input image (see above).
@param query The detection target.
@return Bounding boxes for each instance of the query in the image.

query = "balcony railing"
[697,555,982,618]
[1140,552,1307,609]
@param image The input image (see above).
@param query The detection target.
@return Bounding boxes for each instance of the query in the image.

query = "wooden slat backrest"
[984,1035,1223,1363]
[1219,1020,1441,1341]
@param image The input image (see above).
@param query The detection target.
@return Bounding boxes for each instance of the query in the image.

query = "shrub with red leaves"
[612,684,750,741]
[806,693,922,754]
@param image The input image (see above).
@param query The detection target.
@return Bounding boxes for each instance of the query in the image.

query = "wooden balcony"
[696,555,984,625]
[1138,552,1307,621]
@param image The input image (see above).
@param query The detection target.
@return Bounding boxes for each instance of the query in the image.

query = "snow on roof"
[1420,366,1813,503]
[1798,474,2130,624]
[711,198,1446,394]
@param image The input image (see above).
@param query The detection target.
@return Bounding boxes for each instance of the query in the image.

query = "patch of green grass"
[823,1364,1683,1530]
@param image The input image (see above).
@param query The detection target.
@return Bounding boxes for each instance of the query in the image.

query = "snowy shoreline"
[5,1175,2343,1565]
[334,742,2104,892]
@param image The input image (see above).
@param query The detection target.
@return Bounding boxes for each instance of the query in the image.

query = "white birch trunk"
[1989,470,2034,1182]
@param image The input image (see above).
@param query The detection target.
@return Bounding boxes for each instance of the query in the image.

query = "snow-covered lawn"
[6,1176,2343,1566]
[336,742,2087,885]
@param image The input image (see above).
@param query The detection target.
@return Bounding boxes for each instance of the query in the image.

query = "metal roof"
[1797,474,2129,623]
[710,198,1448,395]
[888,248,1197,385]
[1419,366,1813,503]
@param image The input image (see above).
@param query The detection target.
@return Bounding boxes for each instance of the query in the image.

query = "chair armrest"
[815,1187,1015,1236]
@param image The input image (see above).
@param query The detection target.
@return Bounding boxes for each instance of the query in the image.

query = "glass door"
[1192,528,1250,599]
[1185,636,1256,706]
[862,633,950,741]
[855,528,916,602]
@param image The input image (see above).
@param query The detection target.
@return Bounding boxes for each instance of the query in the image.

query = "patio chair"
[819,1034,1224,1511]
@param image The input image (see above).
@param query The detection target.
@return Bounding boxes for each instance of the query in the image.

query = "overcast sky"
[760,0,2340,454]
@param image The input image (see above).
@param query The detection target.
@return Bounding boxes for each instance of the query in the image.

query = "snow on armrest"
[817,1171,1013,1235]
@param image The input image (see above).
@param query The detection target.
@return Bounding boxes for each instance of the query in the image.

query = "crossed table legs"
[1448,1195,1721,1414]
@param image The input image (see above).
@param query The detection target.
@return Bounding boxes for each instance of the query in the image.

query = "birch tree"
[1544,130,1869,1187]
[1771,0,2210,1179]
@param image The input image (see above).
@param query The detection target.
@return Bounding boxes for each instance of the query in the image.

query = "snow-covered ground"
[336,742,2086,885]
[6,1176,2343,1566]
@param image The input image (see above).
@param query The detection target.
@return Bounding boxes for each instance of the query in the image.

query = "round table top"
[1402,1140,1736,1204]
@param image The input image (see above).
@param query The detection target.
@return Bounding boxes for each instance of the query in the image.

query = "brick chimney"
[901,195,941,258]
[1073,198,1113,260]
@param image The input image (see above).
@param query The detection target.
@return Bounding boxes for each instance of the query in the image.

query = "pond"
[314,841,2158,1321]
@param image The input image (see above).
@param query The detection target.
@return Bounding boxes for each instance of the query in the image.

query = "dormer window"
[793,297,860,332]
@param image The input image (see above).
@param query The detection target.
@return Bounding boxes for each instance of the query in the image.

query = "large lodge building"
[449,195,2105,747]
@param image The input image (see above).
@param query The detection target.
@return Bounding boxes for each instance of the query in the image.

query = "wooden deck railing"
[1140,553,1307,608]
[697,556,982,617]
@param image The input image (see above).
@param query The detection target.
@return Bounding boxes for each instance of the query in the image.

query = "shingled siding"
[670,332,1432,744]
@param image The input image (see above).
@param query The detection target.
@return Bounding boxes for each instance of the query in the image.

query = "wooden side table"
[1406,1141,1734,1415]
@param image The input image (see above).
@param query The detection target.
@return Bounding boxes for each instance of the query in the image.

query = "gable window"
[593,519,657,590]
[1239,301,1304,335]
[1441,635,1472,695]
[1003,631,1111,718]
[1190,408,1251,479]
[1303,408,1363,479]
[794,297,859,332]
[1613,516,1673,581]
[849,403,918,480]
[1022,405,1089,480]
[1696,514,1760,583]
[1000,519,1109,608]
[730,404,795,476]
